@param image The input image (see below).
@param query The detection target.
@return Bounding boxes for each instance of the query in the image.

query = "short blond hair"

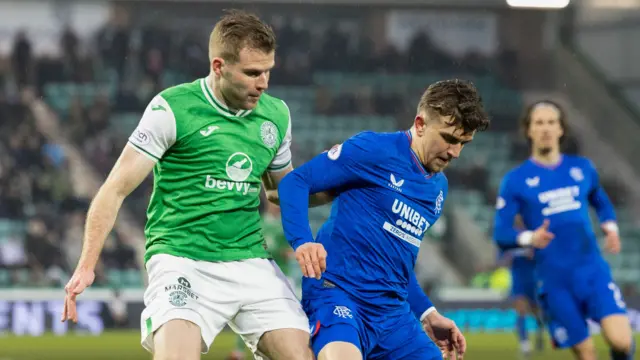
[209,10,276,63]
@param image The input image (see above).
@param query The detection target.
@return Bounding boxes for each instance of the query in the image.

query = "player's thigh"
[302,281,367,358]
[587,280,632,351]
[371,312,441,360]
[600,314,633,352]
[140,254,238,354]
[228,258,310,359]
[318,340,363,360]
[257,328,313,360]
[538,289,590,349]
[153,319,202,360]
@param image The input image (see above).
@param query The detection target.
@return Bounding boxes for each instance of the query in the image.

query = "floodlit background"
[0,0,639,359]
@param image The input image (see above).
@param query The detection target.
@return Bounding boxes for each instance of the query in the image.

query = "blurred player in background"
[493,101,635,360]
[278,80,490,360]
[228,201,303,360]
[61,10,331,360]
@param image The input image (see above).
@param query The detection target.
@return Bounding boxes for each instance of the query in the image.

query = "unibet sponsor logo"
[391,199,430,237]
[538,186,581,216]
[382,199,430,248]
[204,152,258,195]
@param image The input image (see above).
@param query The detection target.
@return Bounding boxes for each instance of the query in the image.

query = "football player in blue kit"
[277,80,490,360]
[493,101,634,360]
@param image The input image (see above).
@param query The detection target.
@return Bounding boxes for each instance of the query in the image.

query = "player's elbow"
[277,170,302,195]
[265,190,280,205]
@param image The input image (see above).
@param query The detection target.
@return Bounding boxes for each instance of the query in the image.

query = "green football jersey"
[128,77,292,263]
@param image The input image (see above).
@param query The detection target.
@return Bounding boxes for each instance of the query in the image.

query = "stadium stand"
[1,6,639,295]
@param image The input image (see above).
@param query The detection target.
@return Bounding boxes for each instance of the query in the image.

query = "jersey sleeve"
[127,95,177,162]
[493,173,526,249]
[586,160,616,224]
[278,133,379,249]
[267,100,292,172]
[407,271,435,321]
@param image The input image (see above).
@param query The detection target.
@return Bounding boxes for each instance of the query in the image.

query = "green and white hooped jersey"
[128,77,292,264]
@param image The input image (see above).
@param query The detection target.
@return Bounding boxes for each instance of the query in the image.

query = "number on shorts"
[608,282,626,309]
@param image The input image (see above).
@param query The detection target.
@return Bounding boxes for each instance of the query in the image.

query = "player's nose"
[448,143,462,159]
[256,73,268,91]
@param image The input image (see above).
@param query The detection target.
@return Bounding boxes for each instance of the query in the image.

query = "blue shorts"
[538,267,627,349]
[303,279,442,360]
[510,270,537,306]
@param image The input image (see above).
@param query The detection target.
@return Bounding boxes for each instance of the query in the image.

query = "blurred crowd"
[0,7,628,288]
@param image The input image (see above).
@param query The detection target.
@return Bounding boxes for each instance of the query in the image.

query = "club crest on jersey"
[261,121,278,148]
[569,167,584,182]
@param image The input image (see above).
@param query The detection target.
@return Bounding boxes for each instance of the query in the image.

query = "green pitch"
[0,331,637,359]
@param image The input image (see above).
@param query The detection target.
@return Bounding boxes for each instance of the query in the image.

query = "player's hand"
[531,219,554,249]
[294,243,327,280]
[602,225,621,254]
[61,268,95,323]
[422,311,466,360]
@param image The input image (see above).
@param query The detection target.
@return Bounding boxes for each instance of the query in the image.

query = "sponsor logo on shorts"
[553,327,568,345]
[165,277,199,307]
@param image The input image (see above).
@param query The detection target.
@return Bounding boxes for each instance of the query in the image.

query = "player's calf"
[153,319,202,360]
[513,297,532,355]
[257,328,314,360]
[600,314,635,360]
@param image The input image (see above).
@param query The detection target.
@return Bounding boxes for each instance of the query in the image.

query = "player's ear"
[211,57,224,77]
[414,115,426,136]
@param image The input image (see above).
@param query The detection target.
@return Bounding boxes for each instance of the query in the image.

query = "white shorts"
[140,254,309,355]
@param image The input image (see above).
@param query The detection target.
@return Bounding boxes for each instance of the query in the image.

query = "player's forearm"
[590,187,617,224]
[265,189,333,208]
[76,185,126,271]
[408,272,436,321]
[278,171,315,250]
[493,225,524,249]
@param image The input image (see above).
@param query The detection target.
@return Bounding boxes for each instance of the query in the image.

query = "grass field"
[0,331,638,360]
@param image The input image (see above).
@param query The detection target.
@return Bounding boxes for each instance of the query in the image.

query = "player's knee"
[513,298,529,315]
[601,314,633,352]
[258,328,313,360]
[572,338,597,360]
[153,320,202,360]
[606,332,633,353]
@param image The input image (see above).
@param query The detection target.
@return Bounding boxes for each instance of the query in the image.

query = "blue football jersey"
[493,155,616,283]
[279,131,447,311]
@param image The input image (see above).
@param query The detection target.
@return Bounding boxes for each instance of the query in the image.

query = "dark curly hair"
[418,79,490,134]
